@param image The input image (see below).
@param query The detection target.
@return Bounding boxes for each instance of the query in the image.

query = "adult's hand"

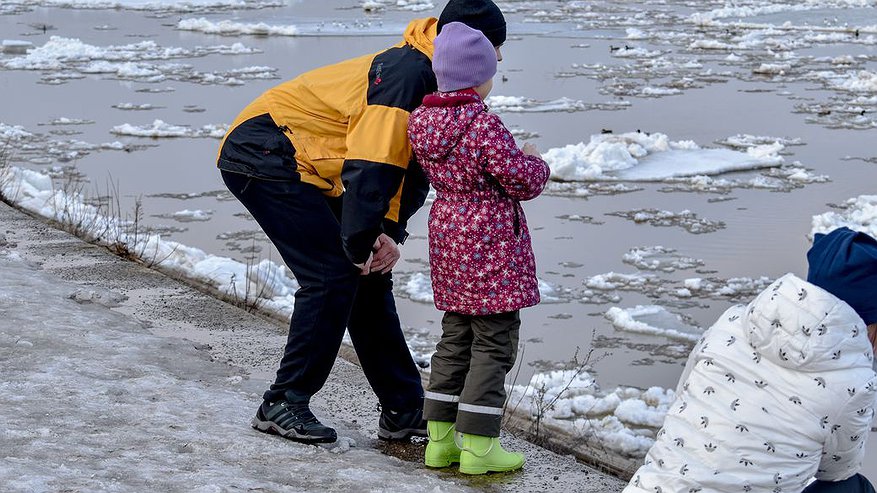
[353,250,375,276]
[370,233,400,274]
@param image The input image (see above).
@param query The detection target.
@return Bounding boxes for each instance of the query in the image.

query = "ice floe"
[112,103,163,111]
[111,120,228,138]
[606,209,726,235]
[604,305,703,343]
[621,246,704,273]
[543,131,784,182]
[811,195,877,239]
[1,36,268,85]
[154,209,214,223]
[177,18,300,36]
[6,0,279,14]
[361,0,434,12]
[1,122,151,165]
[485,95,624,113]
[676,276,773,301]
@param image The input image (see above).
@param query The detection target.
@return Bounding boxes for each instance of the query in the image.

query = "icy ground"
[0,253,470,492]
[0,201,627,491]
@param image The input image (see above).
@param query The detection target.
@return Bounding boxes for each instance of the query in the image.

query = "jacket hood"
[403,17,438,59]
[745,273,874,372]
[409,91,486,162]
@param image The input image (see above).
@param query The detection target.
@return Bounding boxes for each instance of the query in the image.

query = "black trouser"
[221,170,424,411]
[804,475,876,493]
[423,311,520,436]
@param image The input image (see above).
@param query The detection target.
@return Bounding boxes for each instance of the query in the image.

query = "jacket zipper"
[512,204,521,238]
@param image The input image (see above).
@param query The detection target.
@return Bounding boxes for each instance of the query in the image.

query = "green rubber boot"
[424,421,461,468]
[458,433,525,475]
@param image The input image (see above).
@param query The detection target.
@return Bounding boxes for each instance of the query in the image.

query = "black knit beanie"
[438,0,506,47]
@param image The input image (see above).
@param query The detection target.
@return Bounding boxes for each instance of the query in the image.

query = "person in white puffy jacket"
[624,226,877,493]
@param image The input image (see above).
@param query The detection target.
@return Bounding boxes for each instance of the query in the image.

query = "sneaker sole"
[251,417,337,444]
[377,427,428,441]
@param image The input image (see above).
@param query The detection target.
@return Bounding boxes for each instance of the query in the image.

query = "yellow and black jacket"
[218,18,438,263]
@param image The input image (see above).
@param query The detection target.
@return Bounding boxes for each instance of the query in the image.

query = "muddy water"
[2,0,876,478]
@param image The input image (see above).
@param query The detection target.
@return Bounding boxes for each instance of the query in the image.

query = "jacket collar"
[422,88,482,107]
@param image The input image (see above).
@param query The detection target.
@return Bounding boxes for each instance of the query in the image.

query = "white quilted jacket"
[625,274,877,493]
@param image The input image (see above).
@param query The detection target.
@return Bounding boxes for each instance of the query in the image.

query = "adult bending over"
[216,0,508,444]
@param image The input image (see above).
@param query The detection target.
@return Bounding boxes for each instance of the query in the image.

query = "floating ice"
[111,120,228,139]
[2,39,33,54]
[361,0,434,11]
[640,86,682,97]
[486,95,593,113]
[544,131,783,182]
[621,246,704,273]
[832,70,877,93]
[155,209,214,223]
[604,305,702,343]
[679,276,773,301]
[177,18,300,36]
[112,103,163,111]
[811,195,877,239]
[1,122,149,165]
[0,123,34,141]
[607,209,726,234]
[716,134,804,150]
[12,0,278,14]
[508,369,675,457]
[584,272,662,292]
[1,36,267,86]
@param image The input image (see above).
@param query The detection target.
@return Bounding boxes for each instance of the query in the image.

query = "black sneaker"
[251,400,337,444]
[377,407,427,440]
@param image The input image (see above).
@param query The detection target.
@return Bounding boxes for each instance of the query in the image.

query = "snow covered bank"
[544,131,784,182]
[0,164,299,318]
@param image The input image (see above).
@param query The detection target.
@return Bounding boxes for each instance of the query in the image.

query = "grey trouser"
[424,311,520,436]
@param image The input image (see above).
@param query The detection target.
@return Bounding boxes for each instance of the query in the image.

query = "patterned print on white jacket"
[625,274,877,493]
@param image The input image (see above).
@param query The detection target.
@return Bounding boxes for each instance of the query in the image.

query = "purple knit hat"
[433,22,497,92]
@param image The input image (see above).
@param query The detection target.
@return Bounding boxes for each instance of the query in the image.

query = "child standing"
[407,22,550,474]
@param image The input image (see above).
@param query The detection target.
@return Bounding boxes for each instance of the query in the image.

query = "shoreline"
[0,197,627,491]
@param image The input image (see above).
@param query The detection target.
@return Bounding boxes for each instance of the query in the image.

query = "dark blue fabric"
[807,227,877,325]
[803,474,876,493]
[221,170,424,411]
[217,114,299,181]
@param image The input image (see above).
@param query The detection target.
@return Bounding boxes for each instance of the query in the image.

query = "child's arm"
[480,113,550,201]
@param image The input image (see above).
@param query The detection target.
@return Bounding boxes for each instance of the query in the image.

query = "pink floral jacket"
[408,89,550,315]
